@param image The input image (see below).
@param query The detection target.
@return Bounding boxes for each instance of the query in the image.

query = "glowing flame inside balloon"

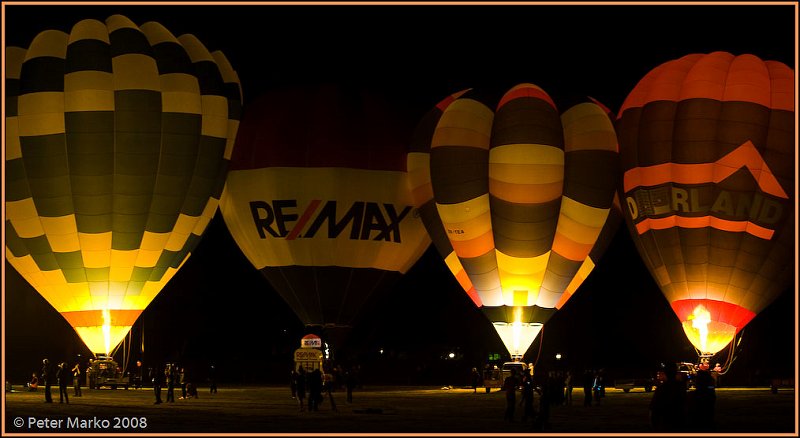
[690,304,712,353]
[102,309,112,357]
[512,307,523,354]
[492,307,543,359]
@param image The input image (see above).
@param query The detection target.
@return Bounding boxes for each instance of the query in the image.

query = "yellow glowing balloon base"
[74,325,131,358]
[492,321,543,359]
[681,319,737,356]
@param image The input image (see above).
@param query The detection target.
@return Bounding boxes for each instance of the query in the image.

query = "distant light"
[448,352,455,359]
[379,348,384,355]
[555,353,562,360]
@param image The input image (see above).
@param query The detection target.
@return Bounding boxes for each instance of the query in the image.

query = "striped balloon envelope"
[409,84,620,359]
[4,15,242,356]
[219,85,431,349]
[616,52,795,357]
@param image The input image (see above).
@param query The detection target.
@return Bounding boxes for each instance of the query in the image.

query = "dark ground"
[3,384,796,435]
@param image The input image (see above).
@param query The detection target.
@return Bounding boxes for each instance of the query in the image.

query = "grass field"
[4,385,796,435]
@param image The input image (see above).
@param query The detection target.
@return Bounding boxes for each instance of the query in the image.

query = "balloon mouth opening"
[681,316,737,356]
[491,320,542,359]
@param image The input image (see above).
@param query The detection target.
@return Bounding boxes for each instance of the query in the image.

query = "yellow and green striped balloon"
[5,15,242,356]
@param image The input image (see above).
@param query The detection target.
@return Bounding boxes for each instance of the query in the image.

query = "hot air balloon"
[616,52,795,361]
[409,84,620,359]
[219,84,431,350]
[4,15,242,357]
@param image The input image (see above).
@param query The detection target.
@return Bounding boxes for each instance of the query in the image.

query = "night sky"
[2,2,797,386]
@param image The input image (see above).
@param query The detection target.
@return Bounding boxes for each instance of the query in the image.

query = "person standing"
[502,368,519,422]
[308,368,323,412]
[471,367,481,394]
[345,368,356,403]
[712,363,723,387]
[687,370,716,431]
[134,360,144,389]
[179,367,187,399]
[563,371,573,406]
[208,364,218,395]
[41,359,52,403]
[71,362,82,397]
[592,370,604,406]
[650,362,687,432]
[165,364,175,403]
[323,371,337,411]
[582,369,593,407]
[151,365,163,404]
[57,362,69,404]
[296,366,307,411]
[290,368,298,399]
[519,373,536,422]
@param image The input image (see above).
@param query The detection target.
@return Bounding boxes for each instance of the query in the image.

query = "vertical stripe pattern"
[5,15,242,355]
[418,84,620,356]
[616,51,794,355]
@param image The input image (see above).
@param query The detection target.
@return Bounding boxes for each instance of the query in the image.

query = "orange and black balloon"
[410,84,621,359]
[616,52,795,356]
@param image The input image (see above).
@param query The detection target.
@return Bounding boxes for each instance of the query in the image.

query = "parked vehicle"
[614,376,656,393]
[482,361,528,393]
[677,362,697,389]
[86,358,129,390]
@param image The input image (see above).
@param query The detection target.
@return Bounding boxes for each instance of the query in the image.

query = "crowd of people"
[485,362,717,432]
[24,355,718,431]
[649,362,717,432]
[290,364,358,412]
[30,357,217,406]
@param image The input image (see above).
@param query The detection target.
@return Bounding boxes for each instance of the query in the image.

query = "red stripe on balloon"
[286,199,322,240]
[671,299,757,331]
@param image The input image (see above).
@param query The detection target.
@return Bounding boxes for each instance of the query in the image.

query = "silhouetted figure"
[471,367,481,393]
[593,370,605,406]
[308,368,323,411]
[687,370,716,431]
[650,362,687,432]
[133,360,143,389]
[71,362,82,397]
[290,369,299,399]
[519,373,536,422]
[296,366,307,411]
[150,365,163,404]
[502,368,519,422]
[57,362,69,404]
[582,369,593,407]
[563,371,573,405]
[41,359,52,403]
[345,368,356,403]
[323,371,337,411]
[208,364,218,394]
[179,367,187,399]
[186,381,199,399]
[165,364,175,402]
[534,372,553,431]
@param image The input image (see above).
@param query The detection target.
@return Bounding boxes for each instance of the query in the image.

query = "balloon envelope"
[410,84,620,358]
[4,15,242,355]
[220,85,431,346]
[616,52,795,355]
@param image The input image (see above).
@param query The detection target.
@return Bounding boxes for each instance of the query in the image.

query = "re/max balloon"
[5,15,242,356]
[219,84,431,348]
[616,52,795,356]
[410,84,620,359]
